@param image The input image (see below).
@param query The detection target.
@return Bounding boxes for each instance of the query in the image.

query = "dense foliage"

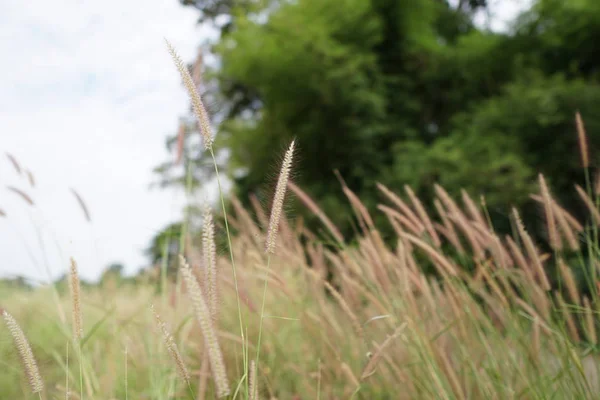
[156,0,600,242]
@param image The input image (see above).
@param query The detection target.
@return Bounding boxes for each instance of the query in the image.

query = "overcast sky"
[0,0,529,284]
[0,0,215,283]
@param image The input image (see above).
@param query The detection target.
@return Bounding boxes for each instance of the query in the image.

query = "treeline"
[155,0,600,248]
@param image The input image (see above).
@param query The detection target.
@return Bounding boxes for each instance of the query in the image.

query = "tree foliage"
[157,0,600,243]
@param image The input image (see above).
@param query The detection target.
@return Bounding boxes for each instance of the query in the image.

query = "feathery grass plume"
[378,204,421,236]
[447,212,485,261]
[434,184,462,217]
[323,280,364,339]
[7,186,34,206]
[554,200,584,232]
[202,204,218,322]
[179,255,230,397]
[400,232,458,277]
[505,235,535,284]
[433,199,464,253]
[531,284,552,320]
[575,184,600,225]
[553,200,580,250]
[165,40,213,150]
[341,274,393,318]
[2,310,44,393]
[479,228,512,269]
[151,304,191,386]
[512,208,551,291]
[198,352,209,400]
[25,170,35,187]
[376,182,425,233]
[288,181,344,244]
[556,291,580,343]
[583,296,597,345]
[575,111,589,169]
[5,152,21,175]
[265,140,295,254]
[404,185,440,247]
[249,193,269,229]
[184,233,204,281]
[360,325,405,380]
[539,174,561,250]
[0,208,5,217]
[191,47,204,87]
[516,299,552,334]
[343,186,375,233]
[531,194,583,240]
[249,359,258,400]
[558,258,580,305]
[230,194,262,242]
[435,185,485,259]
[476,261,509,308]
[69,258,83,341]
[461,189,486,227]
[531,315,541,362]
[70,188,91,222]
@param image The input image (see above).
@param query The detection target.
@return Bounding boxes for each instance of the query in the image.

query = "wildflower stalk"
[166,39,248,391]
[180,255,230,397]
[151,305,191,388]
[2,310,44,394]
[256,141,295,373]
[69,258,84,400]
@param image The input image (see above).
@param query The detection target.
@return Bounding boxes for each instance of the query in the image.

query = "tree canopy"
[156,0,600,244]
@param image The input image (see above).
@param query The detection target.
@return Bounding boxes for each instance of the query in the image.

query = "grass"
[1,43,600,399]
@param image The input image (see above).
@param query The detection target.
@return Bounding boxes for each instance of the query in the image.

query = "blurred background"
[3,0,599,285]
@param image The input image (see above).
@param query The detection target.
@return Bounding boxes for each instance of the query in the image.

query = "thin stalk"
[176,162,194,308]
[66,343,69,400]
[255,255,272,372]
[584,167,599,299]
[160,229,172,307]
[78,342,83,400]
[209,147,248,390]
[124,346,128,400]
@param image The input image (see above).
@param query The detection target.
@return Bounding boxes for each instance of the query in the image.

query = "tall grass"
[1,47,600,399]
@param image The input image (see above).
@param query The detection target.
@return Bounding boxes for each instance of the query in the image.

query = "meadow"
[2,44,600,400]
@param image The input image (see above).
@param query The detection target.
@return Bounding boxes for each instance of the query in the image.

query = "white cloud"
[0,0,215,282]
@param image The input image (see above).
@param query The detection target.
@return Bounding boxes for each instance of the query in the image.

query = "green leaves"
[160,0,600,245]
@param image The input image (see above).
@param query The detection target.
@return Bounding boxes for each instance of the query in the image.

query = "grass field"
[1,45,600,399]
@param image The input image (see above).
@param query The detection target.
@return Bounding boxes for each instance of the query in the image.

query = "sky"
[0,0,215,283]
[0,0,530,284]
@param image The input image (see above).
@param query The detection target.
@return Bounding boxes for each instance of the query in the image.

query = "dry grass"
[2,171,600,398]
[1,47,599,399]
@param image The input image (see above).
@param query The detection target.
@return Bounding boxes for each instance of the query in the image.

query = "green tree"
[159,0,492,237]
[453,73,600,217]
[145,222,184,278]
[156,0,600,246]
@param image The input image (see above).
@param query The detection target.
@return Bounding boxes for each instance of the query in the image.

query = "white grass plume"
[203,204,218,322]
[151,304,191,386]
[165,39,213,150]
[69,257,83,341]
[2,310,44,393]
[265,140,295,254]
[179,255,230,397]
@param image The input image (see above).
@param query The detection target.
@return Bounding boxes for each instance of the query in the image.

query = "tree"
[145,222,184,278]
[156,0,600,247]
[158,0,494,237]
